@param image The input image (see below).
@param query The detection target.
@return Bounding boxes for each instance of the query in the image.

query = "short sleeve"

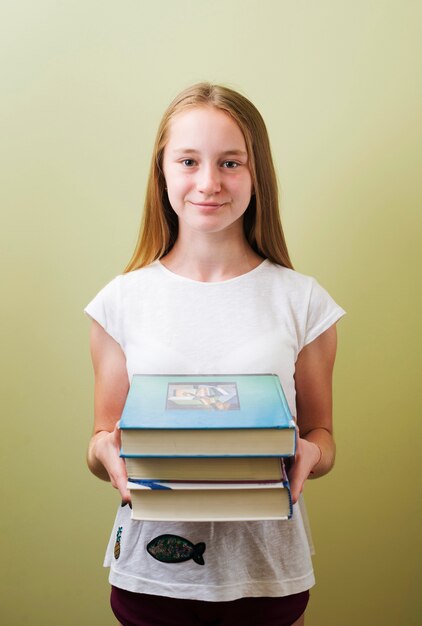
[84,276,123,346]
[302,278,346,349]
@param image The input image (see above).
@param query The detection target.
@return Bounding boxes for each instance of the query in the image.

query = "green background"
[1,1,420,624]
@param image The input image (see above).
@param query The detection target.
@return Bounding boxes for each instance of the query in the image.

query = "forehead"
[165,106,246,151]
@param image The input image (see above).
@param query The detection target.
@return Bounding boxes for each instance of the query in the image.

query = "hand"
[288,431,322,504]
[92,424,131,505]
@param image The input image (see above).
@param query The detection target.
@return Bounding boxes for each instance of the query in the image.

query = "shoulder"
[263,261,341,304]
[84,262,162,317]
[262,260,316,295]
[263,260,311,281]
[100,261,163,297]
[263,261,345,348]
[84,263,163,346]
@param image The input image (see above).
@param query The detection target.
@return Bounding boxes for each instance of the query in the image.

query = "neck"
[160,228,263,283]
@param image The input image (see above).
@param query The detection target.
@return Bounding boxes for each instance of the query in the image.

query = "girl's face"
[162,106,253,237]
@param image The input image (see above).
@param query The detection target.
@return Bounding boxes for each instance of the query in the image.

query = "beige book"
[128,480,292,522]
[124,456,285,482]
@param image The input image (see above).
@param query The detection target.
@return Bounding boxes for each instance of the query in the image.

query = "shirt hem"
[106,568,315,602]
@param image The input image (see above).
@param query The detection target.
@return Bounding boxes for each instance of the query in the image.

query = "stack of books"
[120,374,296,521]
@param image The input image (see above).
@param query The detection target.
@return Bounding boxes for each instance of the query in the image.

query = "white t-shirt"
[84,259,345,601]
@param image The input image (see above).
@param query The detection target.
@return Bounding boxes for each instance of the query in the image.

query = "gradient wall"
[1,1,420,624]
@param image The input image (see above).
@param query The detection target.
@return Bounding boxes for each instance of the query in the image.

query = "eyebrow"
[171,148,248,158]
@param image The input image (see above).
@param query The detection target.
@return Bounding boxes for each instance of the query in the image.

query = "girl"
[85,83,345,626]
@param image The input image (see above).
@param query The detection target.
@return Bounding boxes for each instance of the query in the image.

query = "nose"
[197,164,221,195]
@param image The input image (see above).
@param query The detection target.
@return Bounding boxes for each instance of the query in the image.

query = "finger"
[108,452,128,486]
[113,469,132,504]
[289,476,303,504]
[288,461,307,504]
[290,480,303,505]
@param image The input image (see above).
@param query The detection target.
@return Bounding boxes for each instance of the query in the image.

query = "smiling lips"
[189,201,226,209]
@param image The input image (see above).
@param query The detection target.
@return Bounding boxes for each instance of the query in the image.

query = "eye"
[222,160,239,169]
[181,159,196,167]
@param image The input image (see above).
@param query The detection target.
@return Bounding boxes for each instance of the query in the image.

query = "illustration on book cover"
[166,382,240,411]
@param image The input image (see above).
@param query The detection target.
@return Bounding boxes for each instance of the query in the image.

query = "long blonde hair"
[124,83,293,272]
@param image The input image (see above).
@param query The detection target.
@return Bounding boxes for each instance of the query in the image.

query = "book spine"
[285,482,293,519]
[280,459,293,519]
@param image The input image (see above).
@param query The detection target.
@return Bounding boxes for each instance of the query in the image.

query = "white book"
[128,479,292,522]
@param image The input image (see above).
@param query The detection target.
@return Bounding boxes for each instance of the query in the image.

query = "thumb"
[115,460,132,505]
[113,421,131,504]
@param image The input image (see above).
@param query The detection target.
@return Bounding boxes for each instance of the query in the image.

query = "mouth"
[189,201,225,209]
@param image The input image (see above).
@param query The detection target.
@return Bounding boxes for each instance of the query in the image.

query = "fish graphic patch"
[147,534,206,565]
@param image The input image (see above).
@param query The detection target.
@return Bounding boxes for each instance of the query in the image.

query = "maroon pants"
[110,586,309,626]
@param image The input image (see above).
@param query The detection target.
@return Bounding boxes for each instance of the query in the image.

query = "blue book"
[120,374,296,458]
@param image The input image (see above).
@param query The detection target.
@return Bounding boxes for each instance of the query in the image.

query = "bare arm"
[288,324,338,502]
[87,319,131,501]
